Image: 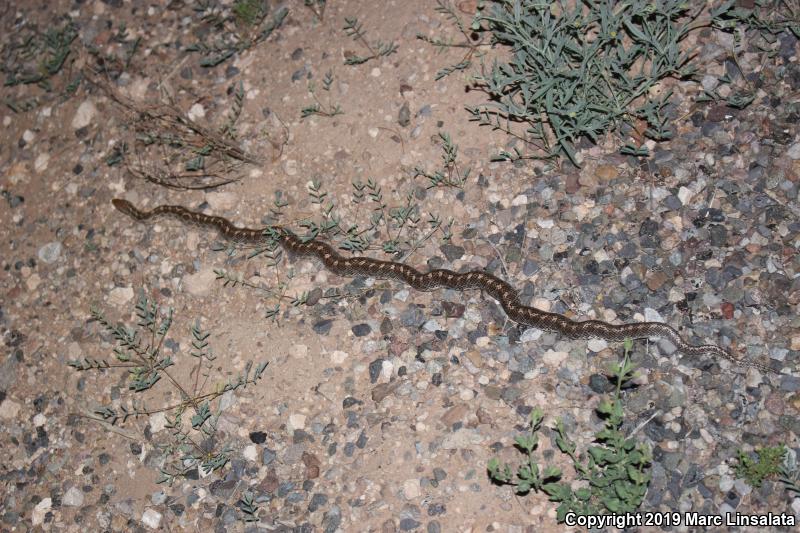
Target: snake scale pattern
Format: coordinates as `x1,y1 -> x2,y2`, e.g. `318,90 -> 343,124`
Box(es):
112,198 -> 774,374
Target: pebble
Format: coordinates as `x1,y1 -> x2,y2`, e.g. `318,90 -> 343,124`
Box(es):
72,100 -> 97,129
63,486 -> 84,507
288,414 -> 306,431
402,479 -> 420,499
184,268 -> 217,296
141,508 -> 162,529
37,242 -> 62,264
31,498 -> 51,526
108,286 -> 134,306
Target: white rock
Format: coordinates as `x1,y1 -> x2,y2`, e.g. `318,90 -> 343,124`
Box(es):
330,350 -> 349,364
380,360 -> 394,381
38,241 -> 62,264
149,412 -> 168,433
643,308 -> 664,322
791,497 -> 800,516
141,508 -> 162,529
288,413 -> 306,431
184,268 -> 217,296
536,218 -> 554,229
26,273 -> 41,291
0,399 -> 21,419
677,186 -> 693,205
206,191 -> 237,210
187,103 -> 205,121
587,338 -> 608,352
34,153 -> 50,172
291,344 -> 308,358
33,413 -> 47,427
719,474 -> 734,492
243,444 -> 258,461
441,428 -> 485,449
63,486 -> 84,507
542,350 -> 568,366
402,479 -> 420,499
32,498 -> 52,525
72,100 -> 97,129
511,194 -> 527,206
108,286 -> 135,306
788,143 -> 800,160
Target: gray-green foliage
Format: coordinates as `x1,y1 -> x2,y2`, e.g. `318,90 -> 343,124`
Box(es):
301,70 -> 343,118
467,0 -> 797,166
187,0 -> 288,67
488,342 -> 652,522
779,449 -> 800,496
69,292 -> 268,485
238,490 -> 261,522
413,131 -> 471,188
343,17 -> 399,65
417,0 -> 487,80
1,18 -> 78,96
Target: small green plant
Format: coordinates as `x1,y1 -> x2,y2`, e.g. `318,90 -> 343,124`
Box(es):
187,1 -> 288,67
232,0 -> 268,27
417,0 -> 487,80
413,132 -> 471,188
1,18 -> 78,91
301,70 -> 343,118
779,449 -> 800,495
467,0 -> 796,166
489,342 -> 652,522
733,444 -> 788,488
238,490 -> 261,522
69,292 -> 268,485
342,17 -> 399,65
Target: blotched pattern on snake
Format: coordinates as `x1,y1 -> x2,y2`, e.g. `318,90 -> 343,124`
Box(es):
112,199 -> 774,374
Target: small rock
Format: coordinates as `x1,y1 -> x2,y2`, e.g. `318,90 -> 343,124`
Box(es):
108,286 -> 135,306
595,164 -> 618,181
141,508 -> 162,529
184,268 -> 217,296
288,414 -> 307,431
38,242 -> 62,264
243,445 -> 258,461
72,100 -> 97,130
262,448 -> 277,465
586,339 -> 608,352
646,271 -> 668,291
187,103 -> 205,121
32,498 -> 51,526
402,479 -> 420,499
206,191 -> 236,210
63,486 -> 84,507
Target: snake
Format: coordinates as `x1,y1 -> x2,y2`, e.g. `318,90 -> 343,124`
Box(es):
111,198 -> 775,374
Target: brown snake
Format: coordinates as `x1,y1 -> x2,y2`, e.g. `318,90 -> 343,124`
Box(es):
112,199 -> 775,374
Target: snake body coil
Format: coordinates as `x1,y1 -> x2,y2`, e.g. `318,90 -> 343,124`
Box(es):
112,199 -> 773,373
